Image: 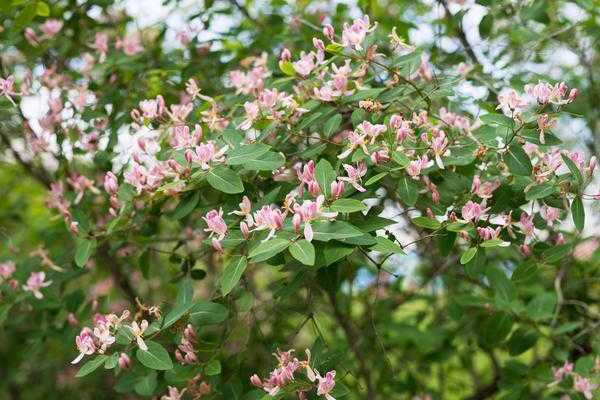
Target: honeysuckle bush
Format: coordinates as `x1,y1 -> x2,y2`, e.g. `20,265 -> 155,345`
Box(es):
2,1 -> 600,400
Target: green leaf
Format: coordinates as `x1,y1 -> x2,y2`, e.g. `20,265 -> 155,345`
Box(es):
480,113 -> 515,128
371,236 -> 405,254
525,183 -> 556,201
219,256 -> 248,296
561,154 -> 583,186
480,239 -> 509,248
330,198 -> 365,213
365,172 -> 387,186
504,145 -> 532,176
76,355 -> 109,378
486,266 -> 516,302
248,238 -> 290,262
171,191 -> 199,219
571,197 -> 584,231
136,341 -> 173,370
480,312 -> 513,348
542,244 -> 572,263
397,175 -> 418,206
324,113 -> 342,138
411,216 -> 441,230
75,238 -> 96,268
343,88 -> 386,103
315,159 -> 336,198
526,292 -> 556,321
507,328 -> 538,356
189,301 -> 228,325
176,278 -> 194,307
104,353 -> 119,369
511,261 -> 538,283
322,243 -> 355,266
311,221 -> 363,242
289,240 -> 315,265
134,372 -> 157,396
36,1 -> 50,16
227,144 -> 270,165
207,166 -> 244,194
391,151 -> 410,167
460,247 -> 477,265
162,301 -> 195,330
279,61 -> 295,76
204,359 -> 222,376
242,151 -> 285,171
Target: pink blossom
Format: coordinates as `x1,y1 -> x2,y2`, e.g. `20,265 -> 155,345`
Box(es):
175,324 -> 198,365
138,96 -> 165,119
161,386 -> 186,400
341,16 -> 376,51
430,131 -> 448,169
471,176 -> 500,199
541,206 -> 560,226
239,101 -> 259,130
520,212 -> 535,237
417,54 -> 433,81
316,370 -> 336,400
371,148 -> 389,164
91,32 -> 109,61
251,349 -> 300,396
118,353 -> 131,369
357,121 -> 387,144
129,320 -> 149,351
574,376 -> 597,400
339,163 -> 367,192
68,173 -> 99,204
323,24 -> 335,41
0,75 -> 17,104
296,161 -> 319,196
280,48 -> 291,62
461,201 -> 486,222
496,89 -> 527,116
40,19 -> 63,38
337,130 -> 369,159
331,180 -> 345,199
103,172 -> 119,195
293,51 -> 316,76
186,141 -> 227,169
553,361 -> 573,382
203,209 -> 228,240
24,28 -> 39,46
536,114 -> 555,144
71,327 -> 96,364
0,261 -> 16,281
293,195 -> 338,241
240,221 -> 251,239
477,226 -> 501,240
253,206 -> 284,241
524,82 -> 553,104
170,124 -> 202,149
168,103 -> 193,123
390,114 -> 413,141
23,271 -> 52,299
116,33 -> 143,56
407,155 -> 431,179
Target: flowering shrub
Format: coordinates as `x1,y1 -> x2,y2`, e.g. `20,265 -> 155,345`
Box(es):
1,1 -> 600,399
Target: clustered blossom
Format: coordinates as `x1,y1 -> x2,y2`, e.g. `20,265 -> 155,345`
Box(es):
71,310 -> 130,364
175,324 -> 198,365
550,361 -> 598,399
293,195 -> 339,242
250,349 -> 336,399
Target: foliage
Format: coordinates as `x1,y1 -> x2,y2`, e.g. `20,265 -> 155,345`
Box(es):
1,1 -> 600,400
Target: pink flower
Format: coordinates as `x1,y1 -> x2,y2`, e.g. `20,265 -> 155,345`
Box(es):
161,386 -> 186,400
170,124 -> 202,149
103,172 -> 119,195
496,89 -> 527,116
40,19 -> 63,38
175,324 -> 198,365
203,209 -> 228,240
316,370 -> 336,400
406,155 -> 431,179
357,121 -> 387,144
24,28 -> 39,46
239,101 -> 259,130
168,103 -> 193,123
417,54 -> 433,81
323,24 -> 335,41
553,361 -> 573,382
471,176 -> 500,199
251,349 -> 300,396
118,353 -> 131,369
186,141 -> 227,169
253,206 -> 284,241
430,131 -> 448,169
129,320 -> 149,351
67,173 -> 99,204
520,212 -> 535,237
524,82 -> 553,104
138,96 -> 165,119
293,51 -> 316,76
341,16 -> 376,51
331,180 -> 345,199
477,226 -> 501,240
574,376 -> 597,400
461,201 -> 486,222
339,163 -> 367,192
293,195 -> 338,241
91,32 -> 109,61
280,48 -> 291,62
0,261 -> 16,281
541,206 -> 560,226
390,114 -> 413,141
536,114 -> 555,144
22,271 -> 52,299
71,327 -> 96,364
0,75 -> 17,104
116,33 -> 143,56
337,130 -> 369,159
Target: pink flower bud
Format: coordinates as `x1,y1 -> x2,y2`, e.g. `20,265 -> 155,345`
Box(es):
240,221 -> 250,240
211,238 -> 223,253
568,88 -> 579,102
520,244 -> 531,257
323,24 -> 335,41
292,213 -> 302,233
118,353 -> 131,369
330,180 -> 344,199
250,374 -> 263,388
280,48 -> 291,62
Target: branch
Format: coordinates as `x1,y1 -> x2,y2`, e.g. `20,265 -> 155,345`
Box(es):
327,291 -> 376,400
438,0 -> 482,66
97,243 -> 137,306
0,129 -> 51,189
